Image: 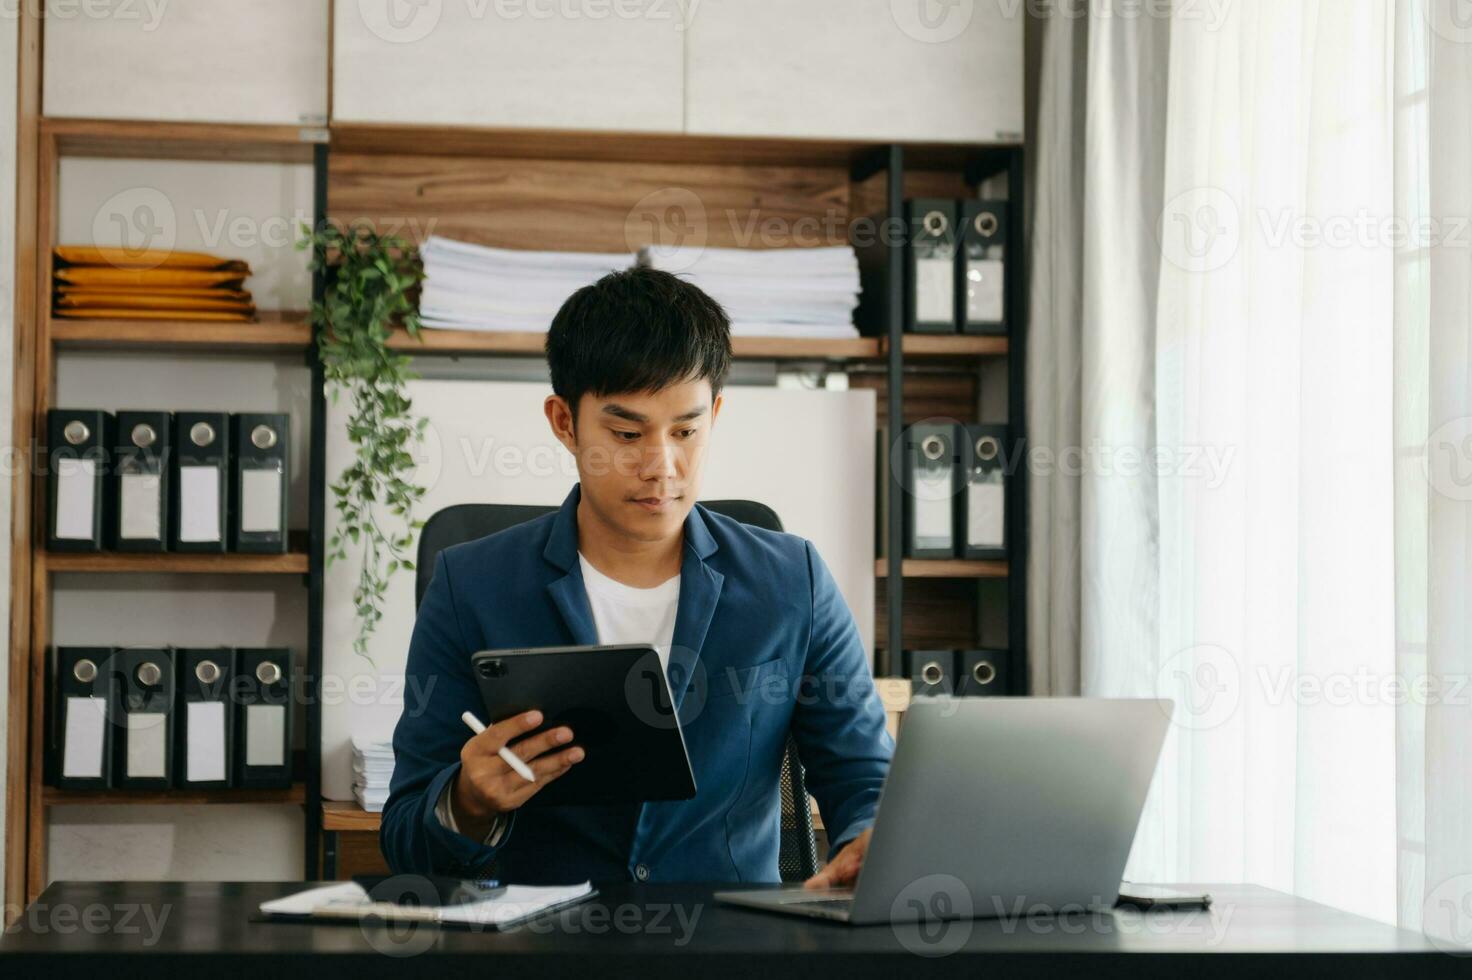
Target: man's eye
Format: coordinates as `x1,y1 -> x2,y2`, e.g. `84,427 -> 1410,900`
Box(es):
676,428 -> 697,439
614,431 -> 640,442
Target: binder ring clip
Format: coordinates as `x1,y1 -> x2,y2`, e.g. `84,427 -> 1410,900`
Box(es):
921,661 -> 945,686
923,211 -> 949,236
975,212 -> 999,237
251,425 -> 278,450
195,660 -> 221,685
136,661 -> 163,687
972,661 -> 996,686
256,661 -> 283,686
921,434 -> 947,461
975,436 -> 1000,462
73,659 -> 97,684
189,421 -> 216,447
131,423 -> 157,448
63,420 -> 90,445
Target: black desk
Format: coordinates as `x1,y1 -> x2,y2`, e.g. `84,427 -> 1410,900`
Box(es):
0,880 -> 1458,979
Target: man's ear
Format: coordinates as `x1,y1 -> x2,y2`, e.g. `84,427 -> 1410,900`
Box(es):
710,392 -> 723,426
545,394 -> 577,452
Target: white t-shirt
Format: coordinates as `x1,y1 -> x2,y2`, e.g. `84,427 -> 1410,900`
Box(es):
577,551 -> 681,668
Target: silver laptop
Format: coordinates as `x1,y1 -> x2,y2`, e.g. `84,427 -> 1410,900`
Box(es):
716,696 -> 1173,925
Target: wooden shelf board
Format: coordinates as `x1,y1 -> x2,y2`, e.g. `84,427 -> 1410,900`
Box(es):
331,122 -> 1020,169
44,783 -> 305,806
876,559 -> 1009,579
44,541 -> 309,576
50,310 -> 312,353
890,334 -> 1009,358
41,117 -> 322,163
323,801 -> 383,833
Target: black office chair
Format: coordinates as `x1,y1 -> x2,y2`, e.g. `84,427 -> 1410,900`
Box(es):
414,500 -> 821,883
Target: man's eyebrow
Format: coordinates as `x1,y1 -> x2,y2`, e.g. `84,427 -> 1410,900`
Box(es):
601,404 -> 708,425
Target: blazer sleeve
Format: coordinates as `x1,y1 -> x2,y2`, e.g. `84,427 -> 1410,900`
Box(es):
789,539 -> 895,858
380,549 -> 516,875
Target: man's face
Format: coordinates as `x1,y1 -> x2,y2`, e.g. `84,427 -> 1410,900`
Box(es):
546,377 -> 722,544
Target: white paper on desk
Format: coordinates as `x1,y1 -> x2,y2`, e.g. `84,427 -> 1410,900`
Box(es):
186,701 -> 228,783
246,703 -> 286,767
126,711 -> 168,778
119,471 -> 162,540
259,881 -> 595,929
61,695 -> 107,779
53,457 -> 97,540
241,467 -> 283,534
178,464 -> 222,542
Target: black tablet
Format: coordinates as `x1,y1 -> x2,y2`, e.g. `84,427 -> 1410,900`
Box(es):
469,644 -> 697,807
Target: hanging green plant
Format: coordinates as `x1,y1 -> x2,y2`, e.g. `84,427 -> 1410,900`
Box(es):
299,221 -> 427,662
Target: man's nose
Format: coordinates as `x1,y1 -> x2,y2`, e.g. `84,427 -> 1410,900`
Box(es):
638,436 -> 683,481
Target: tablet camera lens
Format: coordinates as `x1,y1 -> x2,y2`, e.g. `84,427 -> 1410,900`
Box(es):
479,659 -> 507,678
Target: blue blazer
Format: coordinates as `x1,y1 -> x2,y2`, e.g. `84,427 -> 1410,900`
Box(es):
381,483 -> 893,884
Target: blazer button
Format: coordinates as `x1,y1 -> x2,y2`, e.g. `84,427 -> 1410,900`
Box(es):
634,864 -> 651,882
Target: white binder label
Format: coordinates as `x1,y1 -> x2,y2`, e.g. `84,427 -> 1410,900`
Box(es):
54,457 -> 97,540
915,257 -> 954,323
119,472 -> 162,540
241,468 -> 284,534
61,696 -> 107,779
246,704 -> 286,767
967,258 -> 1005,322
179,465 -> 222,542
967,478 -> 1006,549
186,701 -> 228,783
914,469 -> 953,546
126,712 -> 168,778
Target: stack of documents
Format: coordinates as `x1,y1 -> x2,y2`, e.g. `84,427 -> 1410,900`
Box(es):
640,244 -> 862,339
260,880 -> 596,930
51,246 -> 255,321
352,735 -> 394,812
418,235 -> 636,332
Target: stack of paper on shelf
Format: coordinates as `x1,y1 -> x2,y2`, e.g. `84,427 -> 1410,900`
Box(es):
51,246 -> 256,321
640,244 -> 862,339
351,735 -> 395,813
418,235 -> 636,332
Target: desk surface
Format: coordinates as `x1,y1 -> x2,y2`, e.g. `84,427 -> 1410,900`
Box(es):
0,881 -> 1459,979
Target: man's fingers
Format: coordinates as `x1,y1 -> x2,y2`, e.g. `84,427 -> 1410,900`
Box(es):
502,747 -> 584,805
507,725 -> 575,763
469,710 -> 543,755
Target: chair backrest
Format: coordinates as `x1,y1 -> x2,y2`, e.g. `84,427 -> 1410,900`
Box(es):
414,499 -> 819,883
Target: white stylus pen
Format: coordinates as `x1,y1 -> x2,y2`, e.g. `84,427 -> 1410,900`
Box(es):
461,710 -> 536,783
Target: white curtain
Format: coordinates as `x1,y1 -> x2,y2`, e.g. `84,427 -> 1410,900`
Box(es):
1028,0 -> 1472,936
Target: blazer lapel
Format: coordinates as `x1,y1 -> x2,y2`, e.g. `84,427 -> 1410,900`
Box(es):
543,484 -> 599,647
666,504 -> 723,713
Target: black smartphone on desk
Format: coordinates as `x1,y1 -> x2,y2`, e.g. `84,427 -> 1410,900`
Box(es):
470,644 -> 697,807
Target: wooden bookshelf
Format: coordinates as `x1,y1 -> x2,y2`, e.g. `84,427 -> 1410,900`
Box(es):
44,783 -> 306,807
875,559 -> 1009,579
40,116 -> 323,164
49,310 -> 312,353
322,800 -> 383,833
42,548 -> 310,575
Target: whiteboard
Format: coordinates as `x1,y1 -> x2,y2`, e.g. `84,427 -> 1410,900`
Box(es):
321,379 -> 876,801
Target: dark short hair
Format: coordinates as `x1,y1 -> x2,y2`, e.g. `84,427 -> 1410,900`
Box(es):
545,266 -> 732,421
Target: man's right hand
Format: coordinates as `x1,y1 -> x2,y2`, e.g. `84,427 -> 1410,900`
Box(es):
449,710 -> 584,841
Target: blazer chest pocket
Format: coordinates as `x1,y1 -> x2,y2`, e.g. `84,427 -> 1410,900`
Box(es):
704,657 -> 789,704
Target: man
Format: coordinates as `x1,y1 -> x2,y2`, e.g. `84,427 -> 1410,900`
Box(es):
382,266 -> 892,887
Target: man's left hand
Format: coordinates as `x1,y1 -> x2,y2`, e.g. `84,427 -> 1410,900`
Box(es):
803,828 -> 872,890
